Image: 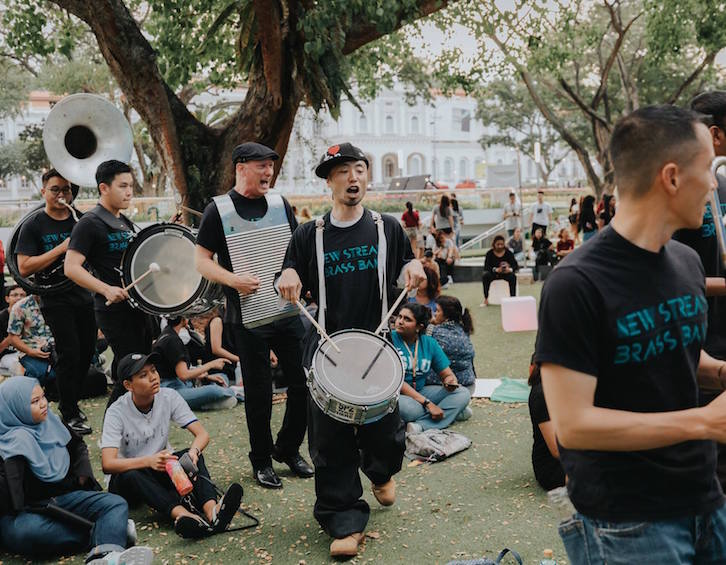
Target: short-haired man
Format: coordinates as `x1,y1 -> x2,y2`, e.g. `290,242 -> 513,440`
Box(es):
195,142 -> 313,489
278,142 -> 425,558
529,190 -> 552,237
15,169 -> 94,434
503,191 -> 522,237
673,91 -> 726,489
65,160 -> 154,388
537,105 -> 726,563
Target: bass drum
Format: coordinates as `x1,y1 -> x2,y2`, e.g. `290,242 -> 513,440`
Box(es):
120,223 -> 222,317
7,204 -> 76,295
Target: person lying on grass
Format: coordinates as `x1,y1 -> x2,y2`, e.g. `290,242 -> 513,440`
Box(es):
101,352 -> 242,539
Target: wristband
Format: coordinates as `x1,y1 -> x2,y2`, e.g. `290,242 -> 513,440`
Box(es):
422,399 -> 430,410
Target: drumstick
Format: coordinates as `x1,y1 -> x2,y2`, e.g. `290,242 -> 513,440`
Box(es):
105,262 -> 160,305
181,205 -> 203,218
360,346 -> 385,380
296,300 -> 341,353
58,198 -> 78,222
374,287 -> 411,335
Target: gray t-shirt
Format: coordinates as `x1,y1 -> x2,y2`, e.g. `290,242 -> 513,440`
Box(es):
432,205 -> 453,230
101,388 -> 197,459
503,202 -> 522,230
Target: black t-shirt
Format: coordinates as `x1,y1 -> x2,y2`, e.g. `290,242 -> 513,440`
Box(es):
282,209 -> 413,355
14,210 -> 92,309
484,249 -> 518,274
528,382 -> 565,491
67,205 -> 135,312
535,225 -> 723,521
532,237 -> 552,252
196,190 -> 298,324
673,174 -> 726,358
152,325 -> 189,382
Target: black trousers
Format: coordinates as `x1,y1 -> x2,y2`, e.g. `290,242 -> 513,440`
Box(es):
227,315 -> 308,470
436,258 -> 451,282
109,450 -> 216,518
531,222 -> 548,237
41,303 -> 96,421
481,271 -> 517,299
95,305 -> 154,382
308,400 -> 405,538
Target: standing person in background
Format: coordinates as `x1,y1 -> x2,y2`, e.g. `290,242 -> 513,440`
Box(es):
433,230 -> 456,287
299,207 -> 313,224
568,197 -> 580,245
451,195 -> 463,248
430,194 -> 454,236
528,190 -> 553,237
401,201 -> 423,258
503,191 -> 522,237
578,195 -> 598,242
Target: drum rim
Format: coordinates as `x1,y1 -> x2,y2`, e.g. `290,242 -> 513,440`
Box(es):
311,328 -> 404,405
120,223 -> 210,315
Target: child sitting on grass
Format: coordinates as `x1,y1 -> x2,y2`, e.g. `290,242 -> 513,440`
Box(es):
101,352 -> 242,539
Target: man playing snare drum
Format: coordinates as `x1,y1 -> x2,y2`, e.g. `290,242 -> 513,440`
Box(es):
278,142 -> 425,558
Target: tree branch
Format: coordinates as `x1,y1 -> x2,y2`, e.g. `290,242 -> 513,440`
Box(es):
342,0 -> 453,54
559,78 -> 611,130
665,50 -> 717,105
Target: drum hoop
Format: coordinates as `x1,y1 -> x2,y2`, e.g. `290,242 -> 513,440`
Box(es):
311,328 -> 404,406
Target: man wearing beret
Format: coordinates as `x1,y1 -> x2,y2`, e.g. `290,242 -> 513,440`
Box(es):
195,142 -> 313,489
278,142 -> 426,558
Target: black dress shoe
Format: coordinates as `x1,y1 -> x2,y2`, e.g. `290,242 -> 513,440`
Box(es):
272,450 -> 315,478
65,417 -> 92,436
255,466 -> 282,489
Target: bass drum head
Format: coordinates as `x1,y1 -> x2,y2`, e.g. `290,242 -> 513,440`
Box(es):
311,329 -> 404,406
121,223 -> 206,316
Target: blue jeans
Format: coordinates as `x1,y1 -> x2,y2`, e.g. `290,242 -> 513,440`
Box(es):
0,490 -> 128,558
162,375 -> 236,410
398,385 -> 471,430
20,355 -> 56,388
559,507 -> 726,564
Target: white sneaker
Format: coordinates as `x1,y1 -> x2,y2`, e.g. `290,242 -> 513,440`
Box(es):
446,275 -> 454,286
406,422 -> 423,434
87,546 -> 154,565
455,406 -> 473,421
126,519 -> 137,547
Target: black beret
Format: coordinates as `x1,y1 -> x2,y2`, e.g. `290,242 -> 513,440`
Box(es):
315,142 -> 369,179
232,142 -> 279,164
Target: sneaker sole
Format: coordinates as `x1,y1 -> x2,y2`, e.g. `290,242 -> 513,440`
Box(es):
213,483 -> 243,533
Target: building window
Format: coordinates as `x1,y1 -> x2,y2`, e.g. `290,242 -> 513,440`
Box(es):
20,176 -> 29,190
452,108 -> 471,132
358,114 -> 368,133
459,158 -> 469,180
382,154 -> 397,180
410,116 -> 420,134
385,115 -> 395,134
0,131 -> 5,144
407,154 -> 422,176
444,158 -> 454,179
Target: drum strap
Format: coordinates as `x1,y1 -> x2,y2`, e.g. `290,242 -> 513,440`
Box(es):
314,210 -> 388,333
86,204 -> 135,233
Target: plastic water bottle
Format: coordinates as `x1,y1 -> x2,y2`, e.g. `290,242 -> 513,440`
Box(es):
539,549 -> 557,565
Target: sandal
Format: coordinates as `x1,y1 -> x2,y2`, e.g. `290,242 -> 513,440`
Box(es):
211,483 -> 243,533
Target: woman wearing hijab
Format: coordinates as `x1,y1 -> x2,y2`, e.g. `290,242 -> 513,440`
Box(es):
0,377 -> 151,564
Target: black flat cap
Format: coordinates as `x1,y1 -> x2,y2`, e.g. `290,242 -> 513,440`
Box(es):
232,142 -> 279,164
315,142 -> 369,179
118,351 -> 161,381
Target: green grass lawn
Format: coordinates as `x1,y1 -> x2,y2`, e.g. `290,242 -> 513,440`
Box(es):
4,282 -> 572,565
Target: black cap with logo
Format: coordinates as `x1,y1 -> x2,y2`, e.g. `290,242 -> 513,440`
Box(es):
315,142 -> 369,179
118,352 -> 161,381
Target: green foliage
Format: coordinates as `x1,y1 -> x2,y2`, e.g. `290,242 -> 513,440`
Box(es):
0,124 -> 50,182
0,60 -> 31,118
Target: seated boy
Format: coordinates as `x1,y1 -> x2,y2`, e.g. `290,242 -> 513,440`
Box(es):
101,352 -> 242,539
153,317 -> 237,411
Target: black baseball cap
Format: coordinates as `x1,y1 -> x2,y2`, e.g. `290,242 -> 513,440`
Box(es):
118,352 -> 161,381
315,142 -> 369,179
232,142 -> 279,165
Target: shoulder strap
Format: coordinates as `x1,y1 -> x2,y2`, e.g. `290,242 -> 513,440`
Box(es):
371,211 -> 388,328
86,204 -> 135,232
315,218 -> 326,332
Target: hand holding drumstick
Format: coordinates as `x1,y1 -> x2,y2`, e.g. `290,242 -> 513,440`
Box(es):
104,262 -> 161,305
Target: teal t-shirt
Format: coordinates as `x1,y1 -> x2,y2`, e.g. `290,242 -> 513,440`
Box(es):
391,331 -> 450,392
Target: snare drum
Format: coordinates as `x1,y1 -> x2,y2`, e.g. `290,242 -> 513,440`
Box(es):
307,329 -> 404,425
120,223 -> 222,317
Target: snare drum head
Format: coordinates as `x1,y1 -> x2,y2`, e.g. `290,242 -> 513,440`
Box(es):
312,329 -> 404,406
122,224 -> 203,313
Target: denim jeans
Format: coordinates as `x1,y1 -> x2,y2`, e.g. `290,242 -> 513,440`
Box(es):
558,507 -> 726,564
161,374 -> 236,410
20,355 -> 56,388
0,490 -> 128,558
398,385 -> 471,430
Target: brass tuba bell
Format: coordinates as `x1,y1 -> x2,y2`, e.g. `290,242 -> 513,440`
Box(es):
42,93 -> 134,187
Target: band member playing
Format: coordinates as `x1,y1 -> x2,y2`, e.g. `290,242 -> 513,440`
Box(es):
64,160 -> 154,389
537,106 -> 726,563
195,142 -> 313,489
15,169 -> 94,435
278,142 -> 425,558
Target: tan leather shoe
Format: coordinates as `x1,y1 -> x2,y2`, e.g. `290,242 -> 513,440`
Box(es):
372,478 -> 396,506
330,532 -> 364,558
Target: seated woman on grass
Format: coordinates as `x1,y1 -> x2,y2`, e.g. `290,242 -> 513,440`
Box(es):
0,376 -> 151,564
429,295 -> 476,421
101,352 -> 242,539
528,360 -> 565,491
392,303 -> 470,434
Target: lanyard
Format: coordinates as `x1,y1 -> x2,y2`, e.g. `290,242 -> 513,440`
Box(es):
401,337 -> 419,390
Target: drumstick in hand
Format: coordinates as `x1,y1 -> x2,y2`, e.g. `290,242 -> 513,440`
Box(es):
296,300 -> 341,353
374,287 -> 411,335
105,262 -> 160,305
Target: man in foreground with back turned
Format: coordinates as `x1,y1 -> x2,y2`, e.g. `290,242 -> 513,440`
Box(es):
536,105 -> 726,563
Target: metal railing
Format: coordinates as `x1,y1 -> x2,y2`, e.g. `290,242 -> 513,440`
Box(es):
459,220 -> 507,251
